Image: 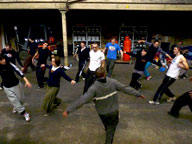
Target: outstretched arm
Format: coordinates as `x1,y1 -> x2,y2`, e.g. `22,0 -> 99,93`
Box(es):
158,48 -> 172,60
123,51 -> 137,57
114,79 -> 145,98
63,86 -> 95,117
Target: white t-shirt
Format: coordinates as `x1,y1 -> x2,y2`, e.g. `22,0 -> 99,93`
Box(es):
89,50 -> 105,71
166,54 -> 184,79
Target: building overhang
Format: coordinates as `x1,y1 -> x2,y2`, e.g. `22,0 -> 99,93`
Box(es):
0,0 -> 192,11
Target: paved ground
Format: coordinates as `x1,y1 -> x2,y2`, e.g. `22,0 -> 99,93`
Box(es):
0,57 -> 192,144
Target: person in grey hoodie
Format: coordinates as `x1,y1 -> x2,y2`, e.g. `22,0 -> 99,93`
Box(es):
63,67 -> 145,144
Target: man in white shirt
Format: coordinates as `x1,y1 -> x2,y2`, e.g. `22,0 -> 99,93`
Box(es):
83,43 -> 105,93
149,46 -> 189,105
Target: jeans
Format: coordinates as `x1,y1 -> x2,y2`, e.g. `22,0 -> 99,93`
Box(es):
144,62 -> 152,77
106,59 -> 116,77
170,91 -> 192,117
99,111 -> 119,144
153,75 -> 176,102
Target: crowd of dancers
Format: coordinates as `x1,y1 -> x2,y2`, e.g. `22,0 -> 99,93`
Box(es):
0,37 -> 192,144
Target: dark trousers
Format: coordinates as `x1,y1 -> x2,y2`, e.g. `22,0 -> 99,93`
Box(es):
170,91 -> 192,116
130,73 -> 142,90
23,55 -> 36,73
83,69 -> 95,94
36,65 -> 46,88
153,75 -> 176,102
106,59 -> 116,77
75,61 -> 86,82
99,111 -> 119,144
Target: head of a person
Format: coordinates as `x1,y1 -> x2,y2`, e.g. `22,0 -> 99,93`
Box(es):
80,41 -> 86,48
111,37 -> 116,44
95,67 -> 106,78
173,46 -> 181,55
92,43 -> 99,52
42,41 -> 48,49
0,55 -> 6,65
178,41 -> 183,46
5,43 -> 11,51
153,40 -> 160,48
141,48 -> 147,56
51,56 -> 61,67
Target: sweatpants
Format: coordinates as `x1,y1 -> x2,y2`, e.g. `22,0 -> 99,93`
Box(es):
153,75 -> 176,102
3,82 -> 25,114
106,59 -> 116,78
99,110 -> 119,144
42,86 -> 60,113
170,91 -> 192,117
129,73 -> 142,90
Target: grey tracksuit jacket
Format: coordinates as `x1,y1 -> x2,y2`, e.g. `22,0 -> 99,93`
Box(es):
66,77 -> 141,115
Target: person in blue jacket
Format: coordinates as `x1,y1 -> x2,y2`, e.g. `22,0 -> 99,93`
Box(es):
42,56 -> 76,116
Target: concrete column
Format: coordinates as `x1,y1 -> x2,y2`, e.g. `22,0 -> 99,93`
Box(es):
60,10 -> 68,66
0,24 -> 5,51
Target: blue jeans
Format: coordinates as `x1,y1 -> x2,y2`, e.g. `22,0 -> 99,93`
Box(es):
144,62 -> 152,77
106,59 -> 116,77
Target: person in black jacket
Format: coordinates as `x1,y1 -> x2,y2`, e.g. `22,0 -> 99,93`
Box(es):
0,55 -> 31,122
32,41 -> 53,88
1,43 -> 23,69
74,41 -> 90,82
42,56 -> 76,116
124,48 -> 162,90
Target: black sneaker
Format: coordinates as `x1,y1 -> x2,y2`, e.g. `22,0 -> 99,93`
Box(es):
168,111 -> 179,118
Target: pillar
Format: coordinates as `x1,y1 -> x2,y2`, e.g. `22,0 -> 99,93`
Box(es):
60,10 -> 68,66
0,24 -> 5,51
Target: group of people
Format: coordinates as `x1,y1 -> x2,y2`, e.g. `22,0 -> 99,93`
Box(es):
0,37 -> 192,144
0,39 -> 76,121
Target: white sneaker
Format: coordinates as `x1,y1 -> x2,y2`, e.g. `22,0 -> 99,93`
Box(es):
0,87 -> 2,90
146,76 -> 152,80
12,108 -> 17,114
148,100 -> 160,105
82,78 -> 85,81
24,112 -> 30,122
43,113 -> 49,117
